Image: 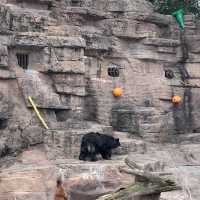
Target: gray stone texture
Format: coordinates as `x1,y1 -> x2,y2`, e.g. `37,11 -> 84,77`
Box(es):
0,0 -> 199,159
0,0 -> 200,199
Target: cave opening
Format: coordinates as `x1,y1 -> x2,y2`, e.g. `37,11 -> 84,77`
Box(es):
0,118 -> 8,130
55,110 -> 71,122
16,53 -> 29,69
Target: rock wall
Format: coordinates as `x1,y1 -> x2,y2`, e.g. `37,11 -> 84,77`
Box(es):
0,0 -> 200,155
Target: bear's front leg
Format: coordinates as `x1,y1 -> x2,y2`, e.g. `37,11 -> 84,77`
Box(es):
101,150 -> 111,160
90,153 -> 98,161
79,152 -> 87,161
79,146 -> 88,161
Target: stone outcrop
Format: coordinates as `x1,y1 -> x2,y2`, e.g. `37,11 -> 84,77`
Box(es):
0,148 -> 135,200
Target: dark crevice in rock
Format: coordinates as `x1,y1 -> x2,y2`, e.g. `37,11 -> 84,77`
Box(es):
172,30 -> 193,134
179,32 -> 190,80
183,88 -> 193,131
0,144 -> 11,158
0,118 -> 8,129
55,109 -> 71,122
84,78 -> 98,122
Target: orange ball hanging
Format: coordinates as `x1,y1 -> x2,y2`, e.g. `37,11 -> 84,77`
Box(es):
172,95 -> 182,104
113,87 -> 122,97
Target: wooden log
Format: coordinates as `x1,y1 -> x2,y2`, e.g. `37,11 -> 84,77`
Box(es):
96,180 -> 178,200
96,157 -> 179,200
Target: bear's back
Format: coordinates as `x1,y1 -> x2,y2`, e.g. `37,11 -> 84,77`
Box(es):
82,132 -> 116,147
82,132 -> 101,145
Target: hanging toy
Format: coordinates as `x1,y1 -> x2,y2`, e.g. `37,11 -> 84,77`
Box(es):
113,87 -> 122,97
165,69 -> 174,79
108,65 -> 120,77
172,95 -> 182,104
172,9 -> 185,29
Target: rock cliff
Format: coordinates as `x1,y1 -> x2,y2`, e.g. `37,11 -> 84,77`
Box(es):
0,0 -> 200,200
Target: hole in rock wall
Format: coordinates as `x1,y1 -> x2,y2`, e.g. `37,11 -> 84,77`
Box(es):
108,66 -> 119,77
144,99 -> 152,107
16,53 -> 29,69
165,69 -> 174,79
0,144 -> 10,157
71,0 -> 82,6
107,63 -> 123,77
0,119 -> 8,129
55,110 -> 71,122
9,47 -> 46,71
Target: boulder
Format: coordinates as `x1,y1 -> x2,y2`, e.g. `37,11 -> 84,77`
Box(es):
0,149 -> 57,200
125,154 -> 165,172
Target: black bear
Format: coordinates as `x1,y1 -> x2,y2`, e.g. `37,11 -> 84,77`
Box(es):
79,132 -> 120,161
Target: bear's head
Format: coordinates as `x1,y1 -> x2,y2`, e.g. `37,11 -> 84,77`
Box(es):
113,138 -> 120,148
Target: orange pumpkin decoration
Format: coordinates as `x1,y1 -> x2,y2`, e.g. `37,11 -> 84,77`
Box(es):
172,95 -> 182,104
113,87 -> 122,97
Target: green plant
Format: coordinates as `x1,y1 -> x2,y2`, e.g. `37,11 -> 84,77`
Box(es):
149,0 -> 200,17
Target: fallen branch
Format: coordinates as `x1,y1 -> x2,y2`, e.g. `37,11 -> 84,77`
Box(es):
96,180 -> 179,200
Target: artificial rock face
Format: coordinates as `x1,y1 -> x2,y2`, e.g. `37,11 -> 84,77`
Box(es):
1,1 -> 200,200
0,0 -> 199,154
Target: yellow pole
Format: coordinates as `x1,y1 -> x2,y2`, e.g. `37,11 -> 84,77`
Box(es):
28,96 -> 49,129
